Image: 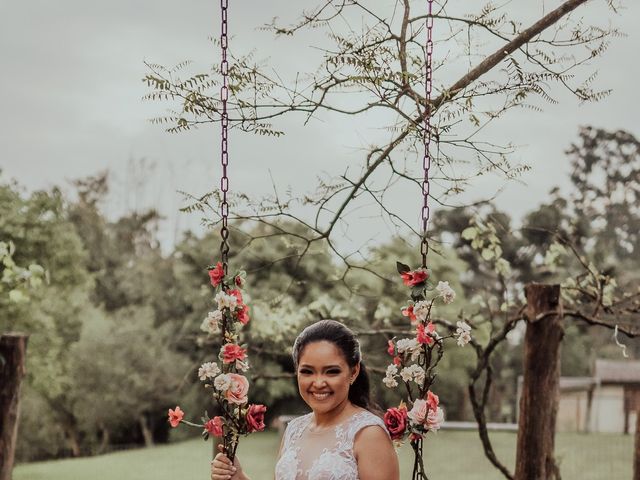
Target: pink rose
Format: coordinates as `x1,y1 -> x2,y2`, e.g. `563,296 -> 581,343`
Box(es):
204,416 -> 224,437
168,406 -> 184,428
225,373 -> 249,405
222,344 -> 247,364
408,391 -> 441,427
426,406 -> 444,431
246,404 -> 267,432
236,304 -> 250,325
208,262 -> 225,287
384,406 -> 408,440
407,398 -> 428,425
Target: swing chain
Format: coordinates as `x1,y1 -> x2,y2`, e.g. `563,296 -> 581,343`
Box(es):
420,0 -> 434,268
220,0 -> 230,274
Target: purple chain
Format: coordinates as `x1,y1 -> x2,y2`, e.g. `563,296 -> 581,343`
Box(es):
220,0 -> 230,274
420,0 -> 434,268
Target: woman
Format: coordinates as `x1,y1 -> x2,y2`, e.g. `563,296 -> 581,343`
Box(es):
211,319 -> 400,480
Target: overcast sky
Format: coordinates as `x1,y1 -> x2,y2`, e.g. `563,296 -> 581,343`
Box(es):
1,0 -> 638,253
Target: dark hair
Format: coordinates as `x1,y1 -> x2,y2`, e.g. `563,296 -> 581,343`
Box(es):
292,319 -> 376,411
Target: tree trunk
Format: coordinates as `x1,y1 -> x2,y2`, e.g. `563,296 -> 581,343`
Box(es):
515,284 -> 563,480
97,421 -> 110,455
0,334 -> 29,480
634,409 -> 640,480
139,414 -> 154,447
62,421 -> 81,457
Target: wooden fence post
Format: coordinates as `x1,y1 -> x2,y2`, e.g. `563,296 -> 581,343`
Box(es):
515,284 -> 563,480
0,334 -> 29,480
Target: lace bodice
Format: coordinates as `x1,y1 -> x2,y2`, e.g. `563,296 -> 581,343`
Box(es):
274,410 -> 389,480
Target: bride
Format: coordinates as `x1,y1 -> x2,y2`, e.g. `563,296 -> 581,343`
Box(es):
211,319 -> 400,480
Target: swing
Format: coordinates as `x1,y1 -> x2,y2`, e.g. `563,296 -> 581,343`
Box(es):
168,1 -> 471,479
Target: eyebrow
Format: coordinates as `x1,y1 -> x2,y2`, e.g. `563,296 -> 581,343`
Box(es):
298,364 -> 342,369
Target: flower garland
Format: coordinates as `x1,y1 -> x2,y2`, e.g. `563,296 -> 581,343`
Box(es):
383,262 -> 471,480
168,262 -> 266,461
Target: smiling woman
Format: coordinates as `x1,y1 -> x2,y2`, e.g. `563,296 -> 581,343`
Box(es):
211,320 -> 400,480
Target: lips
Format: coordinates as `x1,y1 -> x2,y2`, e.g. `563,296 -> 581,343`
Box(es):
310,392 -> 332,400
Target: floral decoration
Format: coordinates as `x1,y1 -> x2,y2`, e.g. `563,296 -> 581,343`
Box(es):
167,262 -> 265,461
383,262 -> 472,479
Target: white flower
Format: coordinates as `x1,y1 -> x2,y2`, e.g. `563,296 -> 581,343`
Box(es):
198,361 -> 220,381
200,310 -> 223,334
436,281 -> 456,304
383,375 -> 398,388
411,365 -> 426,385
400,364 -> 426,385
396,338 -> 419,354
213,373 -> 232,392
399,367 -> 413,383
386,364 -> 398,376
236,359 -> 250,372
413,301 -> 430,322
396,338 -> 421,361
383,364 -> 399,388
215,291 -> 239,310
455,321 -> 472,347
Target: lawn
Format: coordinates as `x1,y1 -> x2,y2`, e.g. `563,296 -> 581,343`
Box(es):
14,430 -> 633,480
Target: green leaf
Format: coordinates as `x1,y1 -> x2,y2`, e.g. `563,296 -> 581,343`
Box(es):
461,227 -> 478,240
8,289 -> 26,303
481,248 -> 495,261
396,262 -> 411,274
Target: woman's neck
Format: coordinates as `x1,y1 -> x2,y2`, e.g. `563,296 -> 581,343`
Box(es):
312,400 -> 357,428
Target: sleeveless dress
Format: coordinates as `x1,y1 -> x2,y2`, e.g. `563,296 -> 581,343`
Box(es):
274,409 -> 390,480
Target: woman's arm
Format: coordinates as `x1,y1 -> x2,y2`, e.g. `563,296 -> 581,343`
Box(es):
353,426 -> 400,480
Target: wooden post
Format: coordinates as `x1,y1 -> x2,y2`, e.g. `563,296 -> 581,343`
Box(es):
0,334 -> 29,480
515,284 -> 563,480
634,408 -> 640,480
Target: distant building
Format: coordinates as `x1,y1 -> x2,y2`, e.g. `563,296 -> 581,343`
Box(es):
518,358 -> 640,434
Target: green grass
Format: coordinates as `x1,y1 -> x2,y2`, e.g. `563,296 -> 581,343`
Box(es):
15,431 -> 633,480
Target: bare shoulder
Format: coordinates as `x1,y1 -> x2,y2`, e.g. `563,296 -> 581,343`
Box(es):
354,423 -> 391,447
353,423 -> 399,480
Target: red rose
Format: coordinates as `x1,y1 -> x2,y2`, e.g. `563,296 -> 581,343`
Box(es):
208,262 -> 225,287
204,416 -> 224,437
246,404 -> 267,432
401,304 -> 416,322
384,406 -> 408,440
228,288 -> 243,303
236,304 -> 250,325
401,268 -> 428,287
234,275 -> 245,288
222,344 -> 247,364
387,340 -> 395,356
426,390 -> 439,412
168,406 -> 184,428
393,356 -> 402,366
416,322 -> 435,345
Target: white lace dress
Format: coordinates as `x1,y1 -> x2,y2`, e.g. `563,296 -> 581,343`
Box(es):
274,410 -> 389,480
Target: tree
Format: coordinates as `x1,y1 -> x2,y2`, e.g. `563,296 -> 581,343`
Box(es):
145,0 -> 617,276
